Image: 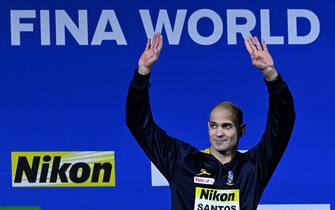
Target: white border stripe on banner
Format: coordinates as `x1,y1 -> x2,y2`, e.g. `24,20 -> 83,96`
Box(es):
151,162 -> 169,186
257,204 -> 330,210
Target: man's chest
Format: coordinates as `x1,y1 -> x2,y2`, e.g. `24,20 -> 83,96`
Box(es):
172,155 -> 258,210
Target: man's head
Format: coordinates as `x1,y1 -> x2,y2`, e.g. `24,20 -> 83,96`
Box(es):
208,102 -> 246,155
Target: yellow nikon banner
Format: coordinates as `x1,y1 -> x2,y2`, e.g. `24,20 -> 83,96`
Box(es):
11,151 -> 115,187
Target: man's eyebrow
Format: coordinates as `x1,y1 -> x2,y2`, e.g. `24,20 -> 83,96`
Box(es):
222,122 -> 234,126
209,121 -> 233,126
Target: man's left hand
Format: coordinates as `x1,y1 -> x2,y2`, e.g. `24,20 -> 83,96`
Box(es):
245,36 -> 278,81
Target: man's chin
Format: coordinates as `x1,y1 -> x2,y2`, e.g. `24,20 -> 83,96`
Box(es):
212,146 -> 229,154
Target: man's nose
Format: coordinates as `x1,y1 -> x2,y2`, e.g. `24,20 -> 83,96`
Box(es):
215,129 -> 224,137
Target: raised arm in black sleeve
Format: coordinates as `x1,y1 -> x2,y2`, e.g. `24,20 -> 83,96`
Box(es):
247,74 -> 296,188
126,70 -> 196,181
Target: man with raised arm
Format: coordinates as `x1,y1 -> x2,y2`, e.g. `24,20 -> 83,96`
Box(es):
126,33 -> 295,210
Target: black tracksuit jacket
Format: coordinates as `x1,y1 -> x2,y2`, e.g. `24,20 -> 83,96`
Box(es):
126,71 -> 295,210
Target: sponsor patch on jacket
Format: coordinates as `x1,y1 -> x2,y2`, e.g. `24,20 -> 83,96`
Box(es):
194,187 -> 239,210
194,176 -> 215,185
226,170 -> 234,186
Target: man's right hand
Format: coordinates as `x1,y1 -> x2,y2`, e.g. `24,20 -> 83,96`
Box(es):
138,33 -> 163,75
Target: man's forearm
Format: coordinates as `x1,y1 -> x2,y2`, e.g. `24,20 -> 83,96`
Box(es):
126,70 -> 151,129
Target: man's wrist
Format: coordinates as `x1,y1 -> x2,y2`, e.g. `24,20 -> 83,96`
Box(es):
262,66 -> 278,81
138,66 -> 151,75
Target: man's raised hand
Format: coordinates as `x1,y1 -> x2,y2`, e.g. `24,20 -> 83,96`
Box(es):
244,36 -> 278,81
138,33 -> 163,75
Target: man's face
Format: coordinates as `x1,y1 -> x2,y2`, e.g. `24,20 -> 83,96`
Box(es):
208,108 -> 240,154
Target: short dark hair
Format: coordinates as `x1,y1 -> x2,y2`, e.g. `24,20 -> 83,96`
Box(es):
210,102 -> 243,126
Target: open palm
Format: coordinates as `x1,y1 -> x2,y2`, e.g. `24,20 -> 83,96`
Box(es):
138,33 -> 163,75
245,36 -> 274,71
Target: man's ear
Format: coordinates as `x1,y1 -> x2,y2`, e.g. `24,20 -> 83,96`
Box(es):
239,124 -> 246,138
